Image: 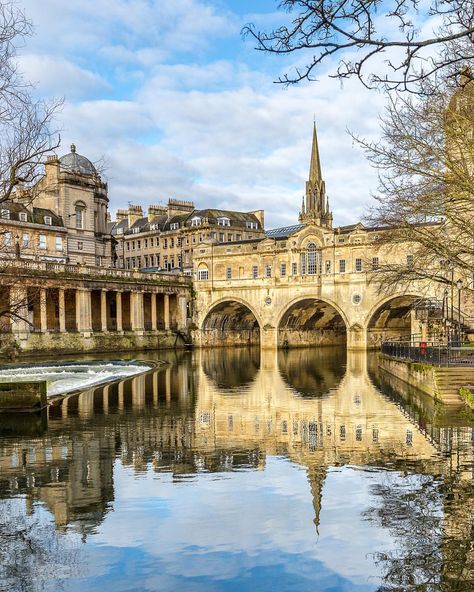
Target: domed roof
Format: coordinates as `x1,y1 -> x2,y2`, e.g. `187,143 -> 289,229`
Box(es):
59,144 -> 96,176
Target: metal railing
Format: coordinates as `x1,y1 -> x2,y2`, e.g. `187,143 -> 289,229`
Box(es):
381,340 -> 474,366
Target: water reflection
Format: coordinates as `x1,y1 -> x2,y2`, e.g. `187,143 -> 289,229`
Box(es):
0,348 -> 473,591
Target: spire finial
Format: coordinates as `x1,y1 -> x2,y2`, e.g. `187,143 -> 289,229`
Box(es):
70,143 -> 76,153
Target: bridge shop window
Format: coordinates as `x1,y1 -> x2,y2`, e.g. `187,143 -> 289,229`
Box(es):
265,265 -> 272,278
372,257 -> 379,270
252,266 -> 258,279
280,263 -> 287,277
339,259 -> 346,273
355,258 -> 362,272
325,260 -> 331,274
226,267 -> 232,279
292,262 -> 297,275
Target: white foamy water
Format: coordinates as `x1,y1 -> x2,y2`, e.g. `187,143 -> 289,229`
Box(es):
0,361 -> 151,397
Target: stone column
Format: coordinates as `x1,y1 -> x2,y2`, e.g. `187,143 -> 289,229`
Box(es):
165,366 -> 171,406
76,288 -> 92,335
10,286 -> 29,339
39,288 -> 48,333
58,288 -> 66,333
131,291 -> 144,334
151,292 -> 157,330
100,290 -> 108,332
102,385 -> 109,414
116,291 -> 123,333
177,295 -> 187,330
164,293 -> 170,330
347,325 -> 368,351
260,325 -> 277,349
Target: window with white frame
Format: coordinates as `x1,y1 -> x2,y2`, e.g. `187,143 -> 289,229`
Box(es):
170,222 -> 180,230
44,216 -> 52,225
19,212 -> 27,222
292,262 -> 297,275
307,242 -> 320,275
280,262 -> 287,276
190,217 -> 202,226
265,264 -> 272,278
355,258 -> 362,272
246,221 -> 258,229
1,209 -> 10,219
4,232 -> 12,247
339,259 -> 346,273
38,234 -> 47,249
325,260 -> 331,274
252,265 -> 258,279
372,256 -> 379,269
22,233 -> 30,248
217,217 -> 230,226
55,236 -> 63,251
197,267 -> 209,280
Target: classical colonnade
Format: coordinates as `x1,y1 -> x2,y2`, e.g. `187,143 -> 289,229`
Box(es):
6,285 -> 188,338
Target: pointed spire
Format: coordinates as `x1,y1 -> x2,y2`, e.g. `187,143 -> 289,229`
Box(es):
301,196 -> 305,215
309,122 -> 322,184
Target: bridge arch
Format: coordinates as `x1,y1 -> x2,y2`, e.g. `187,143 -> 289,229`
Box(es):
366,293 -> 424,347
200,297 -> 262,347
277,296 -> 349,348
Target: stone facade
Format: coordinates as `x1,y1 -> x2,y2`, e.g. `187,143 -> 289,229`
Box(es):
111,199 -> 265,274
192,125 -> 458,350
0,260 -> 191,355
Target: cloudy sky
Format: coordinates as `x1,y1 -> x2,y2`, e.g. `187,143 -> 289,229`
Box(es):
18,0 -> 389,228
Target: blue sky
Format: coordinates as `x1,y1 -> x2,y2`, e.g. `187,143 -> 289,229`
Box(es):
18,0 -> 389,228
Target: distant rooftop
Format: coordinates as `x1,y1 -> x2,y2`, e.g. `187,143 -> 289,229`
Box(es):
265,224 -> 305,239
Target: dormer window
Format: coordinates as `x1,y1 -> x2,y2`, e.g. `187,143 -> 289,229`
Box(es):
190,216 -> 202,226
246,221 -> 258,229
1,209 -> 10,219
44,215 -> 52,225
19,212 -> 27,222
217,217 -> 230,227
116,227 -> 123,235
170,222 -> 180,230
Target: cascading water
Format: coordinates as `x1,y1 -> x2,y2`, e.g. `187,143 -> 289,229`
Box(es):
0,361 -> 151,397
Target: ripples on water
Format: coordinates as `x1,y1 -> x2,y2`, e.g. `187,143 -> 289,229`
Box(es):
0,347 -> 473,592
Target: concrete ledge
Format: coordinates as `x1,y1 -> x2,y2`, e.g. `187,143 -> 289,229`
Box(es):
0,381 -> 47,412
378,354 -> 473,406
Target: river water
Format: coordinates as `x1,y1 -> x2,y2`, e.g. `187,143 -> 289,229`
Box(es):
0,347 -> 473,592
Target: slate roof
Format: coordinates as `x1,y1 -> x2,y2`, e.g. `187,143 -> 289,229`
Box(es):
265,224 -> 305,239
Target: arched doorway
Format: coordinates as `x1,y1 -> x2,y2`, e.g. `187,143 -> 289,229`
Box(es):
278,298 -> 347,348
201,300 -> 261,347
367,295 -> 422,347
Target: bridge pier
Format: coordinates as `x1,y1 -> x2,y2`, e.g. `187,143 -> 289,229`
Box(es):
261,326 -> 278,349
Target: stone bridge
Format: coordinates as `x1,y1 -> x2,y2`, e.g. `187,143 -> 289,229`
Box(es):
192,270 -> 440,350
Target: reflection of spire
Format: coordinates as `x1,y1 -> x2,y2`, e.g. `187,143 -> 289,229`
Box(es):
307,465 -> 327,534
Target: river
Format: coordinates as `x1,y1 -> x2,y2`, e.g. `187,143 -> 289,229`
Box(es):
0,347 -> 473,591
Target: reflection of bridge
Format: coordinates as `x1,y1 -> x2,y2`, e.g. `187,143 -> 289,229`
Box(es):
1,349 -> 472,539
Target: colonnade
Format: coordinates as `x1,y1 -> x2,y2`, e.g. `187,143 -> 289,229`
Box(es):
7,285 -> 188,338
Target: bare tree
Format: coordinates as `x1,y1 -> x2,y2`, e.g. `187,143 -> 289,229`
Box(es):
243,1 -> 474,92
352,68 -> 474,300
0,2 -> 61,336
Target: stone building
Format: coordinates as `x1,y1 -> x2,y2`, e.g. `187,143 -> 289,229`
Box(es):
111,199 -> 265,274
25,144 -> 114,266
192,124 -> 464,350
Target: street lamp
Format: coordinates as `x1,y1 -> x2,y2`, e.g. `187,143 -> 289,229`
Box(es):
456,278 -> 463,344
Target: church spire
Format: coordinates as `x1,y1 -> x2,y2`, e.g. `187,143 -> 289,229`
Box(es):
299,122 -> 332,228
309,122 -> 322,185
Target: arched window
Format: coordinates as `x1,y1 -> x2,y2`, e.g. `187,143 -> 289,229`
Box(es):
197,264 -> 209,281
75,203 -> 85,229
307,242 -> 321,275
